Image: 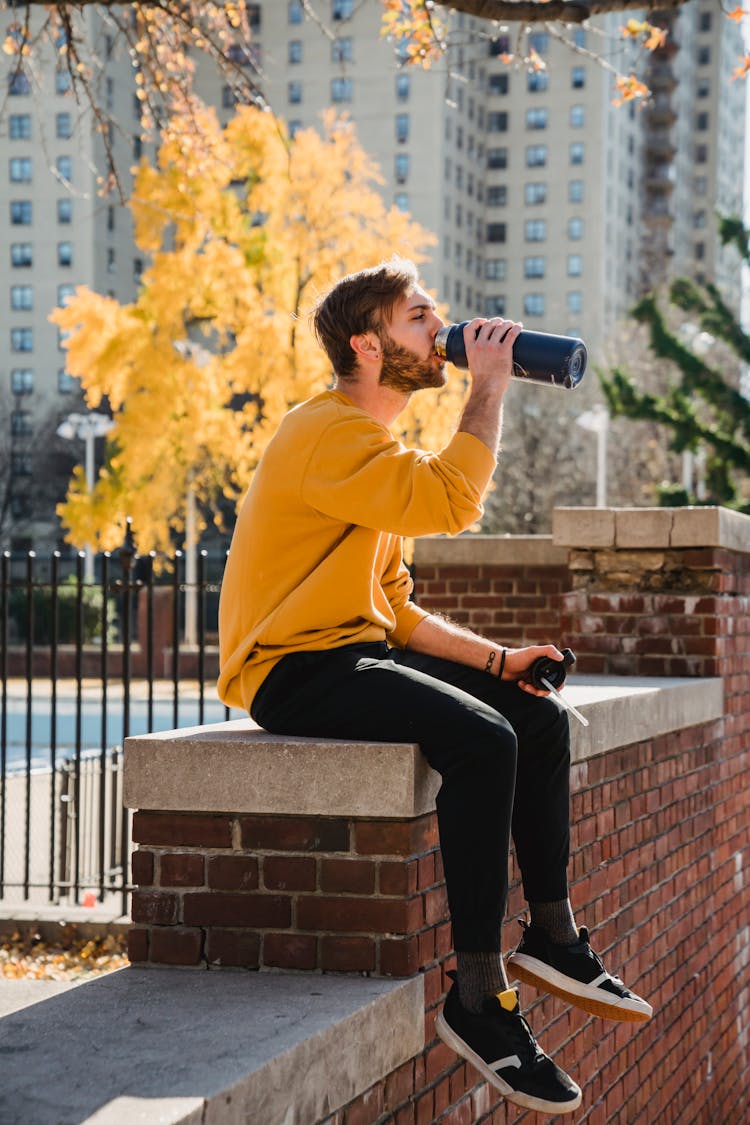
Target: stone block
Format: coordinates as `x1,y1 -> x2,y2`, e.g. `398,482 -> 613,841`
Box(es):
615,508 -> 674,549
552,507 -> 616,548
671,505 -> 750,552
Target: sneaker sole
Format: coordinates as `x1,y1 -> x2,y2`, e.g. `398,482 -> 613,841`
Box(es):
435,1011 -> 582,1115
507,953 -> 653,1022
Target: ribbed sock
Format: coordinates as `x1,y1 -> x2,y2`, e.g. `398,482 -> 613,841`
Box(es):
529,898 -> 579,945
455,950 -> 510,1014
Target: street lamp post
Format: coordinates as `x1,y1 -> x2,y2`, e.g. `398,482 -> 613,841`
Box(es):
576,405 -> 610,508
56,411 -> 115,582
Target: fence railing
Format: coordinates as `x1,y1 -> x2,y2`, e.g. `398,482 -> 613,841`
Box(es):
0,533 -> 232,916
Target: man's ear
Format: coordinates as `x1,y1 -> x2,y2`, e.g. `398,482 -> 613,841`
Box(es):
349,331 -> 381,362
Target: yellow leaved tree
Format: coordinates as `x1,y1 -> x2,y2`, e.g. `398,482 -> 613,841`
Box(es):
52,101 -> 466,556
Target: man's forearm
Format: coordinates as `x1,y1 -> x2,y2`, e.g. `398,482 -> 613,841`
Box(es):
406,613 -> 503,675
458,389 -> 505,458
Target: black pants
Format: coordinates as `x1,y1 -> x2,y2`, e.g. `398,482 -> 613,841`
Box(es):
251,642 -> 571,953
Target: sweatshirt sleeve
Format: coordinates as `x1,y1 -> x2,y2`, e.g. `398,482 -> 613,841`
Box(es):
301,415 -> 496,538
381,536 -> 430,649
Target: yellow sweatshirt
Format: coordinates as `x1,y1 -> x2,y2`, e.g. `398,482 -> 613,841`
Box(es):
217,389 -> 496,712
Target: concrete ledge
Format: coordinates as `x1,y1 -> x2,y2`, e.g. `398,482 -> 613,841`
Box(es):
553,505 -> 750,551
415,533 -> 568,566
0,968 -> 424,1125
124,677 -> 723,816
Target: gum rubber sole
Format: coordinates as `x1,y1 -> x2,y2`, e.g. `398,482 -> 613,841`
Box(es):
508,960 -> 652,1023
435,1012 -> 583,1115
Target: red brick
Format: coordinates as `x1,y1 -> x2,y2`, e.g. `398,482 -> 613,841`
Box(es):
160,852 -> 205,887
321,936 -> 376,972
296,894 -> 421,935
263,855 -> 317,891
132,811 -> 233,848
354,816 -> 439,857
207,854 -> 259,891
241,815 -> 350,852
343,1087 -> 385,1125
264,932 -> 317,970
131,891 -> 179,926
380,936 -> 420,976
150,926 -> 203,966
130,849 -> 154,886
379,860 -> 418,896
415,1089 -> 435,1125
127,926 -> 149,962
206,928 -> 260,968
183,892 -> 291,928
385,1060 -> 415,1111
320,857 -> 377,894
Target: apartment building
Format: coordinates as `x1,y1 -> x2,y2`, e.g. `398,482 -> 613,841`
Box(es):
1,1 -> 745,548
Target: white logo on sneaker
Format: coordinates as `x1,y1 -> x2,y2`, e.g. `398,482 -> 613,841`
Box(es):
489,1054 -> 522,1071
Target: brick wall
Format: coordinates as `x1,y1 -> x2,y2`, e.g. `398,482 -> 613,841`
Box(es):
126,509 -> 750,1124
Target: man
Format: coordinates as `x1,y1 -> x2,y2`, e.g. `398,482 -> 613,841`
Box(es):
218,258 -> 652,1116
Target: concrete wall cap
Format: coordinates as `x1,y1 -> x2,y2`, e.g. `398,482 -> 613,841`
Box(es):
553,505 -> 750,552
124,678 -> 723,816
415,534 -> 568,566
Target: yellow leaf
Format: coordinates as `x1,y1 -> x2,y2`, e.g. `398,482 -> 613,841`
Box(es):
728,6 -> 747,21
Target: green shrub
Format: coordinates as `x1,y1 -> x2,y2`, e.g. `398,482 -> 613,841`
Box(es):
8,578 -> 116,645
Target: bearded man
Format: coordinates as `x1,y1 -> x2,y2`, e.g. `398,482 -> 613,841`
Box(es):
218,258 -> 651,1116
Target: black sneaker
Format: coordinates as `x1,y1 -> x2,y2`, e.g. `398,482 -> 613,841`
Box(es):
507,922 -> 653,1023
435,971 -> 582,1115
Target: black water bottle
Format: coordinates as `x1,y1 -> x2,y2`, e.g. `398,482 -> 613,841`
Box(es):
434,321 -> 587,389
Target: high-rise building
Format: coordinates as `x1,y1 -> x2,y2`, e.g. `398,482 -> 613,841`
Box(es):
1,1 -> 745,549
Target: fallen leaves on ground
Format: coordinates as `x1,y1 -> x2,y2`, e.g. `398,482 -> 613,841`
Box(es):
0,927 -> 129,981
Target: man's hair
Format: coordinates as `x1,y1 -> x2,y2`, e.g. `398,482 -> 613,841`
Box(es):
312,257 -> 419,379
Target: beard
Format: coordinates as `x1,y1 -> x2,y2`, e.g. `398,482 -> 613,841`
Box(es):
378,333 -> 447,395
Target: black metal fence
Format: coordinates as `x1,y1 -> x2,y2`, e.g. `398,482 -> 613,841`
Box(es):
0,533 -> 230,917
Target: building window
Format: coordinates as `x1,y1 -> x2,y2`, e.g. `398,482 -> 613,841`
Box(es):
524,256 -> 545,278
56,155 -> 72,183
11,328 -> 33,352
488,73 -> 509,94
567,291 -> 583,314
11,410 -> 32,436
485,296 -> 506,316
11,285 -> 32,311
56,112 -> 72,139
57,198 -> 72,224
332,0 -> 354,17
527,71 -> 549,93
396,74 -> 410,101
395,153 -> 410,183
288,120 -> 303,139
133,135 -> 143,160
487,185 -> 507,206
524,294 -> 545,316
485,258 -> 507,280
525,219 -> 546,242
526,108 -> 548,129
288,80 -> 302,104
528,32 -> 548,53
222,85 -> 236,108
567,254 -> 583,276
487,111 -> 508,132
58,284 -> 75,305
10,157 -> 32,182
569,180 -> 584,203
525,182 -> 546,205
107,247 -> 116,273
58,241 -> 73,266
570,105 -> 585,128
55,69 -> 72,95
697,46 -> 710,65
332,36 -> 353,62
11,242 -> 32,267
697,78 -> 710,98
11,451 -> 32,476
696,112 -> 709,131
9,114 -> 31,139
693,210 -> 707,229
568,217 -> 584,240
8,71 -> 31,96
486,223 -> 507,243
331,77 -> 353,103
699,11 -> 712,31
572,67 -> 585,89
693,175 -> 707,195
134,258 -> 143,281
288,40 -> 303,64
573,28 -> 586,47
11,369 -> 33,394
695,144 -> 708,164
58,369 -> 76,394
289,0 -> 303,22
570,143 -> 584,165
11,201 -> 32,225
526,145 -> 547,167
487,147 -> 508,169
394,192 -> 409,213
396,114 -> 409,143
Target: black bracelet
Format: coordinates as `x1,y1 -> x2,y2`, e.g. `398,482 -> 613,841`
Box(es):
498,648 -> 507,679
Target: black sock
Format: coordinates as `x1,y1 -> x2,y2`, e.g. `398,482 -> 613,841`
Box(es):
529,898 -> 578,945
455,950 -> 509,1014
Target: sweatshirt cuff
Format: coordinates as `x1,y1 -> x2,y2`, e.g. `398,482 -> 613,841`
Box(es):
388,602 -> 430,649
443,430 -> 497,496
